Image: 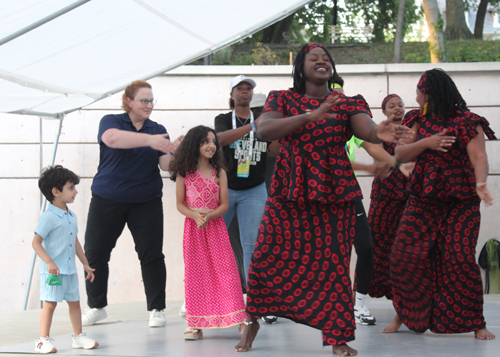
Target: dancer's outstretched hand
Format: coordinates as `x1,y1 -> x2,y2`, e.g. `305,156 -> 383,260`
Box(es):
399,162 -> 415,178
424,130 -> 456,152
305,96 -> 341,122
376,118 -> 414,143
477,182 -> 493,206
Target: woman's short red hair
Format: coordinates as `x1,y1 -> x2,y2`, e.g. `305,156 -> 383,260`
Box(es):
122,80 -> 152,113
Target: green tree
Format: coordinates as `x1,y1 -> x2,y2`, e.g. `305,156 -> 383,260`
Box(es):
242,12 -> 305,44
293,0 -> 342,43
394,0 -> 407,62
466,0 -> 500,39
444,0 -> 474,40
345,0 -> 421,42
422,0 -> 446,62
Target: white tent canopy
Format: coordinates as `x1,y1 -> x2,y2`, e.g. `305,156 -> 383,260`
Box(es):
0,0 -> 312,117
2,0 -> 313,310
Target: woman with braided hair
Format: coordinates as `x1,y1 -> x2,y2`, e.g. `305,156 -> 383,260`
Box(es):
385,68 -> 496,341
234,43 -> 413,355
367,94 -> 414,301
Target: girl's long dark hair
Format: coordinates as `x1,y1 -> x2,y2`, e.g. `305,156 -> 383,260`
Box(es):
169,125 -> 225,181
292,43 -> 338,95
424,68 -> 468,117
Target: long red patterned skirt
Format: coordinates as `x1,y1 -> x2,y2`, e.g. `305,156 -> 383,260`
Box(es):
368,198 -> 407,299
246,196 -> 357,345
390,196 -> 486,333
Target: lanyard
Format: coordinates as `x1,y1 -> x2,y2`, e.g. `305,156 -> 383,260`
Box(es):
232,110 -> 254,159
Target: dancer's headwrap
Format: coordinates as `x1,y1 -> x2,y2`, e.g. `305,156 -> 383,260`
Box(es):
417,71 -> 429,94
417,71 -> 430,114
381,94 -> 402,110
303,42 -> 326,53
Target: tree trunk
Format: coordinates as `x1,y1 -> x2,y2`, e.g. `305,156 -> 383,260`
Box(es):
444,0 -> 474,40
422,0 -> 446,63
333,0 -> 338,25
474,0 -> 489,39
372,1 -> 388,42
262,13 -> 295,43
394,0 -> 406,63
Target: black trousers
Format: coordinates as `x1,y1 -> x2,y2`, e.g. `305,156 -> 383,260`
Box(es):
353,200 -> 374,295
84,194 -> 166,311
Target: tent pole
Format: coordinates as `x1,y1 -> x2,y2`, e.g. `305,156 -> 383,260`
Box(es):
0,0 -> 91,47
23,115 -> 65,310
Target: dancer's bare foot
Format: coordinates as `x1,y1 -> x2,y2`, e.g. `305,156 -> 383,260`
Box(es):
382,314 -> 402,333
235,318 -> 260,352
475,328 -> 495,340
332,344 -> 358,356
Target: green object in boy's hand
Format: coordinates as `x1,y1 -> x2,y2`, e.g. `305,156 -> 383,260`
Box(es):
46,275 -> 62,286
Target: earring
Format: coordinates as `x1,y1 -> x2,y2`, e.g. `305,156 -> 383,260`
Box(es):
422,103 -> 428,115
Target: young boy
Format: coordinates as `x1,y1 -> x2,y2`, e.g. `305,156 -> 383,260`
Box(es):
32,165 -> 98,353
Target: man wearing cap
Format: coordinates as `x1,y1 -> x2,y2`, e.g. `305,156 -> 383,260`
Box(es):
214,75 -> 270,300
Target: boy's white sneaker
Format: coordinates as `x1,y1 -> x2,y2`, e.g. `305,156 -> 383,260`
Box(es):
34,336 -> 56,354
82,307 -> 107,326
72,332 -> 99,349
149,309 -> 166,327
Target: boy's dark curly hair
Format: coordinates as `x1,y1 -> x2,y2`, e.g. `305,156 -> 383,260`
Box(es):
169,125 -> 225,181
38,165 -> 80,202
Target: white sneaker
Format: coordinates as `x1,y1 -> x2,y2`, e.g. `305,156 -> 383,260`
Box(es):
179,301 -> 186,316
82,307 -> 107,326
354,305 -> 376,325
72,332 -> 99,349
261,316 -> 278,324
34,336 -> 56,354
149,309 -> 166,327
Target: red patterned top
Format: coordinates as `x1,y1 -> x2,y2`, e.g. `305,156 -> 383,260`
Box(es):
403,109 -> 496,201
370,142 -> 410,201
263,89 -> 372,203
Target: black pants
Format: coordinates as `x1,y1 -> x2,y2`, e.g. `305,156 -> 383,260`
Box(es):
84,195 -> 166,311
353,200 -> 374,295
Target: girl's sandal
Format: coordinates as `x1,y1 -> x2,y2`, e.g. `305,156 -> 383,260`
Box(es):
184,328 -> 203,340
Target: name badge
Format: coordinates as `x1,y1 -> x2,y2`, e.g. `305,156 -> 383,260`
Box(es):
237,157 -> 250,178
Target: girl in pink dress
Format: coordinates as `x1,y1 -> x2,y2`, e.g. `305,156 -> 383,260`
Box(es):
169,125 -> 246,340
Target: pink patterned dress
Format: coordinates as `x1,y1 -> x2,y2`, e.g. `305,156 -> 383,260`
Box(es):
183,169 -> 246,328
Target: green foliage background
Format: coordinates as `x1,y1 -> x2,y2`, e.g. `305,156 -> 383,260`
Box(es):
190,40 -> 500,66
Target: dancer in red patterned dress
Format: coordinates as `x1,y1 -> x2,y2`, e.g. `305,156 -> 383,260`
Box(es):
235,43 -> 413,356
169,126 -> 246,340
368,94 -> 414,300
385,68 -> 496,341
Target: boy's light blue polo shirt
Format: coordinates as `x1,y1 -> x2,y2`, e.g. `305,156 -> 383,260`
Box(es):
34,203 -> 78,275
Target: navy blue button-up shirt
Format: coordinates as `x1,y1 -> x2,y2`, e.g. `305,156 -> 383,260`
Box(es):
91,113 -> 168,203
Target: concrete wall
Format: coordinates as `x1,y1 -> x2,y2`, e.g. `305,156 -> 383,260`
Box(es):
1,63 -> 499,314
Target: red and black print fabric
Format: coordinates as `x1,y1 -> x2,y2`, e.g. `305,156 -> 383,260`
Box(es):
245,90 -> 373,345
263,89 -> 372,204
390,109 -> 496,333
403,109 -> 496,201
391,196 -> 485,333
368,142 -> 410,299
246,197 -> 357,345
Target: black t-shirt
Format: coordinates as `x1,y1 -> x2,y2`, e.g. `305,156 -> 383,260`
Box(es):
214,111 -> 268,190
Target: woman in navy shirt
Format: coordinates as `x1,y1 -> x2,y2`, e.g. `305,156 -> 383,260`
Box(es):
82,80 -> 181,328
